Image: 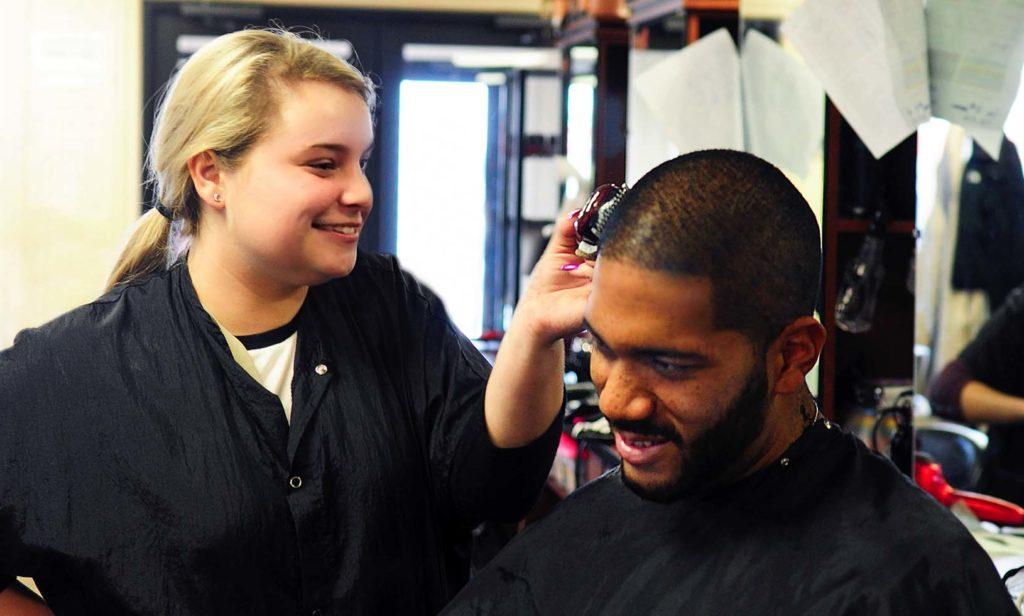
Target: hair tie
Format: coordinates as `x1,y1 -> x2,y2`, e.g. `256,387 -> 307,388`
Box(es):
154,203 -> 175,221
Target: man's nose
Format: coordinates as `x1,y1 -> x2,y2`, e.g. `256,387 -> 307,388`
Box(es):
598,363 -> 656,422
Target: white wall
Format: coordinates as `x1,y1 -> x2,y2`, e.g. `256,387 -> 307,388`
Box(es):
1,0 -> 143,348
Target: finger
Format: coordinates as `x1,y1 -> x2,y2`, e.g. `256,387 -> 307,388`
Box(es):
544,208 -> 582,256
560,258 -> 596,275
564,263 -> 594,279
555,208 -> 577,239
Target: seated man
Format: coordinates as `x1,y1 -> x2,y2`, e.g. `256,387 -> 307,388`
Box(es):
443,151 -> 1016,615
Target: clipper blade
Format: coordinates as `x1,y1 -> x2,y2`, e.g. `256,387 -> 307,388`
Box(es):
573,183 -> 628,260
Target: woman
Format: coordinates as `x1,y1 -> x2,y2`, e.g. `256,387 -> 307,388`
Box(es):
0,29 -> 591,614
929,285 -> 1024,505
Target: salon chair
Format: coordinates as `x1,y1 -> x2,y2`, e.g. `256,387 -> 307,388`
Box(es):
915,415 -> 988,491
914,416 -> 1024,526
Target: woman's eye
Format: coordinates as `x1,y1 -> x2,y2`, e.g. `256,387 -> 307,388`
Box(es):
309,160 -> 337,171
359,158 -> 370,171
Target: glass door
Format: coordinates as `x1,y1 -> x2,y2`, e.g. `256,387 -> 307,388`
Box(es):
396,79 -> 491,338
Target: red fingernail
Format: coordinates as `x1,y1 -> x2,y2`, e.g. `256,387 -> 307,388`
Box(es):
568,209 -> 581,221
561,263 -> 580,272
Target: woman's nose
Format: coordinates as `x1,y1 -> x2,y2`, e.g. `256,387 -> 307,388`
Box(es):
339,165 -> 373,211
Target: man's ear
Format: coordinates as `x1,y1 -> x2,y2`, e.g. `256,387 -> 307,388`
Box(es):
768,316 -> 826,395
187,150 -> 226,210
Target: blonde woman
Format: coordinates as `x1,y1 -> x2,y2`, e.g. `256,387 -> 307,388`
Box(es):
0,29 -> 591,614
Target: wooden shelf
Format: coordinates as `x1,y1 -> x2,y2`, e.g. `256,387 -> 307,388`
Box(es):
628,0 -> 682,25
558,12 -> 629,47
685,0 -> 738,10
834,219 -> 917,235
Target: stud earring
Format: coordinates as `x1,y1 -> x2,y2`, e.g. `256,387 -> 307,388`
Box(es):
213,193 -> 222,203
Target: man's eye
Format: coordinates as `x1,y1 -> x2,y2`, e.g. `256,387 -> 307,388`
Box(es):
650,358 -> 692,377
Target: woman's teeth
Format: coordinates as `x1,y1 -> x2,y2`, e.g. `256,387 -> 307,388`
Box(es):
315,224 -> 357,235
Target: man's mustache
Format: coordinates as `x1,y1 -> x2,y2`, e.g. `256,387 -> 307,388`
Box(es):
608,418 -> 682,444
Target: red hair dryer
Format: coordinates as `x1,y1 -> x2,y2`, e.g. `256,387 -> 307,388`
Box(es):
915,454 -> 1024,526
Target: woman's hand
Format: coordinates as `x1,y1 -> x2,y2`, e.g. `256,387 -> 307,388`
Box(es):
484,209 -> 591,448
512,209 -> 593,346
0,581 -> 54,616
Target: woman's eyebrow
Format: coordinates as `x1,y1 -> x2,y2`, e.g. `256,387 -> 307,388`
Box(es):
307,139 -> 375,155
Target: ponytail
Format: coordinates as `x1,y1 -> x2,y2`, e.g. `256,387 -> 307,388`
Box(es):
105,207 -> 172,292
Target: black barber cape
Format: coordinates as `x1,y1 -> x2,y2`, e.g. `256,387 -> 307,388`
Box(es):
443,421 -> 1017,615
0,252 -> 560,615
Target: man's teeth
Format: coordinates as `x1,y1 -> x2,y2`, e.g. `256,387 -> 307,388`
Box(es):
630,438 -> 666,448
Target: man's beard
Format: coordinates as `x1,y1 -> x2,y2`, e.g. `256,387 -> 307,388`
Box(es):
616,359 -> 770,503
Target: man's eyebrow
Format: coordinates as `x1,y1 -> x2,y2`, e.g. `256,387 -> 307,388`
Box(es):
582,318 -> 708,361
636,348 -> 709,363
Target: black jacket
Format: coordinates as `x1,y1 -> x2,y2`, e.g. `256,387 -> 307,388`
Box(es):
953,136 -> 1024,310
0,252 -> 560,615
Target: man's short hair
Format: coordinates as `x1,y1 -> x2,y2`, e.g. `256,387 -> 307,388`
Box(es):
600,150 -> 821,348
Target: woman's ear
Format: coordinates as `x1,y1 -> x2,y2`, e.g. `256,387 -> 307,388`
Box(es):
769,316 -> 826,395
187,151 -> 226,210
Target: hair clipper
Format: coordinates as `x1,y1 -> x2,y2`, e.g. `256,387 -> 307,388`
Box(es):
573,183 -> 628,260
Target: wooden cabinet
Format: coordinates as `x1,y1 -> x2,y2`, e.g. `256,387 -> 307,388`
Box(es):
558,12 -> 630,188
820,103 -> 918,420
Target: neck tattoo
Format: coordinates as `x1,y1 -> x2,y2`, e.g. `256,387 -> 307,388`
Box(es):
799,401 -> 822,428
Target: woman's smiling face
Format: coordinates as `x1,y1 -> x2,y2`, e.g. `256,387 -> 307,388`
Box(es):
217,79 -> 375,288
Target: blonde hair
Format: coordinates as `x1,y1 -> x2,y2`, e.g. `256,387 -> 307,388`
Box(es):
106,28 -> 376,291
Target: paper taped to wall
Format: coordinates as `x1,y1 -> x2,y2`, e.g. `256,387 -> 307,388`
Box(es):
741,29 -> 824,177
627,49 -> 680,185
782,0 -> 930,158
633,29 -> 743,156
926,0 -> 1024,158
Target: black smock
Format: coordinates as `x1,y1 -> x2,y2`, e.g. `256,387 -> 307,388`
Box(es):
442,421 -> 1017,615
0,252 -> 561,615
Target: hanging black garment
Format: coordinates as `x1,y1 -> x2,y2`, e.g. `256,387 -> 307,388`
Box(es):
0,252 -> 561,615
442,422 -> 1017,615
952,136 -> 1024,310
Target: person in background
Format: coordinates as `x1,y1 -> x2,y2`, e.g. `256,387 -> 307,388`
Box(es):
0,29 -> 590,615
930,284 -> 1024,506
442,150 -> 1017,615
